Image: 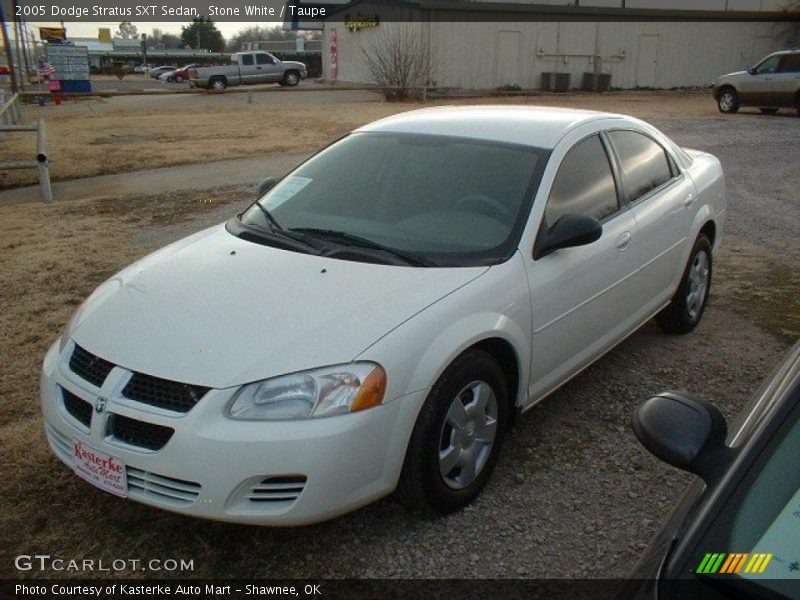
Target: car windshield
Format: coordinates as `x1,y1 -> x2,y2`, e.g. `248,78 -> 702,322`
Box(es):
236,132 -> 548,267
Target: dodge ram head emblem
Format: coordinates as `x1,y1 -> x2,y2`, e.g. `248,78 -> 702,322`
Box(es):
94,397 -> 107,414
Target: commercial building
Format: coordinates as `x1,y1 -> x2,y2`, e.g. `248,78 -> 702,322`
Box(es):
322,0 -> 798,89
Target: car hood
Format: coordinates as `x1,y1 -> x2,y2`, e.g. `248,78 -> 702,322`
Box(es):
716,70 -> 747,82
71,225 -> 488,389
282,61 -> 306,70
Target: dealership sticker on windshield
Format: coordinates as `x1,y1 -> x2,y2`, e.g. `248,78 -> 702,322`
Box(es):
264,176 -> 313,209
73,439 -> 128,497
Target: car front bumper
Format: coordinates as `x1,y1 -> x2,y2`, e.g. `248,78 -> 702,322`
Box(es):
41,340 -> 423,525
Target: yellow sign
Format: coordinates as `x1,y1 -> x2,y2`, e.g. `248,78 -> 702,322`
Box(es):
39,27 -> 66,43
98,28 -> 112,42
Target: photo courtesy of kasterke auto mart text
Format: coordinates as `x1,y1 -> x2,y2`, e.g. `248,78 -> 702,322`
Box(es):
42,106 -> 725,525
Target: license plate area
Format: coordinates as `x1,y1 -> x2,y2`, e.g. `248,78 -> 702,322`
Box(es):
72,439 -> 128,497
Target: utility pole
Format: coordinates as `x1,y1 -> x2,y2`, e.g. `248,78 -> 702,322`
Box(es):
0,2 -> 19,92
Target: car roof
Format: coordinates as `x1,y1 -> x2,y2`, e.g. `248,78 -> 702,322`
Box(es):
356,105 -> 627,149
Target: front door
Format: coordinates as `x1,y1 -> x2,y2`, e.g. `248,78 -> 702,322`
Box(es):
740,54 -> 782,105
527,133 -> 640,401
256,53 -> 282,83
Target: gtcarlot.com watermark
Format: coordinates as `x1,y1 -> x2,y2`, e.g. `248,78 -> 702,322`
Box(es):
14,554 -> 194,573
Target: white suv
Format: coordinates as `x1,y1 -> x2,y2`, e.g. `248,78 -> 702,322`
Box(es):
713,50 -> 800,115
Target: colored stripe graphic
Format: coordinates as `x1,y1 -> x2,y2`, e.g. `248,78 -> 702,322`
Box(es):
698,553 -> 772,575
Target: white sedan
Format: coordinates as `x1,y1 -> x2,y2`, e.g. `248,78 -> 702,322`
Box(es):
41,106 -> 726,525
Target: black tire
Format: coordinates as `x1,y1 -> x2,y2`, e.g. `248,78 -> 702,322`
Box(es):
717,87 -> 739,114
210,77 -> 227,92
656,235 -> 713,334
759,107 -> 779,115
395,349 -> 510,514
283,70 -> 300,87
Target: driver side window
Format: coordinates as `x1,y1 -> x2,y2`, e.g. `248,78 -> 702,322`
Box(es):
545,134 -> 619,226
754,55 -> 781,75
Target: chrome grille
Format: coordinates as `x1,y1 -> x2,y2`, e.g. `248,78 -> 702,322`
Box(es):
69,345 -> 114,388
122,373 -> 208,413
62,388 -> 92,428
109,414 -> 174,451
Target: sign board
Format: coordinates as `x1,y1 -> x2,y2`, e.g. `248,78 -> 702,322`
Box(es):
45,45 -> 91,81
39,27 -> 66,43
98,28 -> 112,42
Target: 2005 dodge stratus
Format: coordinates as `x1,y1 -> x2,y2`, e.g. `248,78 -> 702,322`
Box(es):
42,106 -> 726,525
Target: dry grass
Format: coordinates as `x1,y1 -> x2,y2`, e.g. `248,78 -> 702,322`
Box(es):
0,90 -> 722,189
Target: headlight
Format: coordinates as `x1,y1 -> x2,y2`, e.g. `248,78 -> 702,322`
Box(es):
227,363 -> 387,420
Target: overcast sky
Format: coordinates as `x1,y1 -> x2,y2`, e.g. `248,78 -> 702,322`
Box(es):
29,22 -> 277,41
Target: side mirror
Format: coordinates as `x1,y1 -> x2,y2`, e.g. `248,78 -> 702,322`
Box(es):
632,392 -> 731,485
747,67 -> 756,75
535,213 -> 602,259
256,176 -> 279,197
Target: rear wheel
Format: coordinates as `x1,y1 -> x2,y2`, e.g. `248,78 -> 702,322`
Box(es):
283,71 -> 300,87
717,87 -> 739,114
395,349 -> 509,514
656,235 -> 712,334
759,107 -> 779,115
210,77 -> 226,92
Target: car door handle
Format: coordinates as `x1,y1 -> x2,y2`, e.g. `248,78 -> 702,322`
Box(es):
684,193 -> 694,207
615,232 -> 632,252
256,67 -> 262,70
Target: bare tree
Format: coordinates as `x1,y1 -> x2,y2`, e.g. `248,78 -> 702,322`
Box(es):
116,21 -> 138,40
359,24 -> 434,101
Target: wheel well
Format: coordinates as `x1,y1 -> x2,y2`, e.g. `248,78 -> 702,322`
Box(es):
470,338 -> 520,412
715,84 -> 736,100
210,75 -> 226,84
699,220 -> 716,247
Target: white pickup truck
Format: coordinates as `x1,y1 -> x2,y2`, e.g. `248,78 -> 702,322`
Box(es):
189,51 -> 307,91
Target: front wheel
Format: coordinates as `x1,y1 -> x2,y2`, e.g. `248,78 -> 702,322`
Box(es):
283,71 -> 300,87
395,349 -> 509,514
656,235 -> 713,334
717,88 -> 739,114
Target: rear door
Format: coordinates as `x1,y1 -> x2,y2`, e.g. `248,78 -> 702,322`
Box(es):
526,131 -> 641,400
238,53 -> 258,84
607,129 -> 695,314
773,53 -> 800,106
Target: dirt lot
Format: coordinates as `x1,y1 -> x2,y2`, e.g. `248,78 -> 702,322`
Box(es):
1,88 -> 787,189
0,92 -> 798,579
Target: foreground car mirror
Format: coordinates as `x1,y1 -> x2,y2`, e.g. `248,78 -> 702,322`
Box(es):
632,392 -> 732,485
535,213 -> 602,259
256,176 -> 280,197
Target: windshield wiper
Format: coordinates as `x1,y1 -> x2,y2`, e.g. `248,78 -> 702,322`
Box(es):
245,204 -> 323,253
289,228 -> 437,267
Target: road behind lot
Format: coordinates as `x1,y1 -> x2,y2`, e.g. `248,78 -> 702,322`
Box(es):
0,95 -> 798,579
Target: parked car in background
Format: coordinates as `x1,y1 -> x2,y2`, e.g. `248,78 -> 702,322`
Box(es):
133,64 -> 153,74
189,51 -> 306,90
149,66 -> 177,79
41,107 -> 725,525
624,341 -> 800,599
713,49 -> 800,115
166,64 -> 203,83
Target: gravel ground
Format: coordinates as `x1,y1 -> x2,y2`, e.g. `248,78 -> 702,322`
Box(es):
2,102 -> 797,580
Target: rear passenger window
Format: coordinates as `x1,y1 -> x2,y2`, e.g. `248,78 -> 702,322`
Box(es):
608,131 -> 673,203
241,54 -> 254,66
545,134 -> 619,225
779,54 -> 800,73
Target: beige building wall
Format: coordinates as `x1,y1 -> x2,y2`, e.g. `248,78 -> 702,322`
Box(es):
323,4 -> 792,90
